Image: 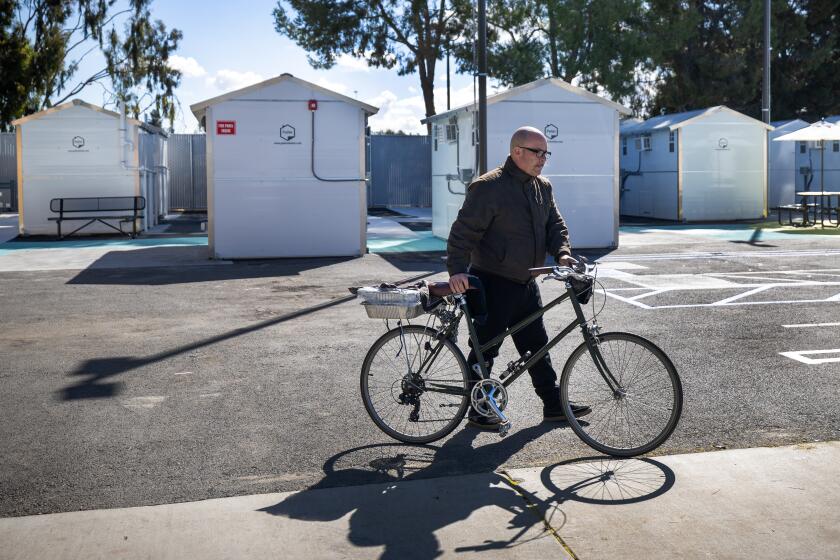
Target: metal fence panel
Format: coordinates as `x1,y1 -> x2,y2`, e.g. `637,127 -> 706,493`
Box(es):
191,135 -> 207,210
139,132 -> 168,226
167,134 -> 207,212
0,133 -> 17,211
369,135 -> 431,208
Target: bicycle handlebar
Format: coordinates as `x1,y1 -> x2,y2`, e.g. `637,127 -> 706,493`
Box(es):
529,255 -> 592,278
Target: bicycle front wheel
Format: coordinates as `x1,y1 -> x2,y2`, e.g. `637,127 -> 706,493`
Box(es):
561,332 -> 683,457
361,325 -> 470,444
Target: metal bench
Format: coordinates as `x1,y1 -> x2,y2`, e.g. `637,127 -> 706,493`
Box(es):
0,180 -> 16,212
48,196 -> 145,239
773,203 -> 818,226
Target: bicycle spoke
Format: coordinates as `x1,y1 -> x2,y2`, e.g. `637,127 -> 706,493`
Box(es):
362,326 -> 470,443
563,334 -> 681,456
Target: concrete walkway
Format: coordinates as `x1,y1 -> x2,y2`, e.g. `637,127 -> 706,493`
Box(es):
2,442 -> 837,560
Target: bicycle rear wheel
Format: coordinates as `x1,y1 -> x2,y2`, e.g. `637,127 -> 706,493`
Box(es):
361,325 -> 470,444
560,332 -> 682,457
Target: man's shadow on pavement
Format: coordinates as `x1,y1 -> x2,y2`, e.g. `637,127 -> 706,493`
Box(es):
260,424 -> 675,559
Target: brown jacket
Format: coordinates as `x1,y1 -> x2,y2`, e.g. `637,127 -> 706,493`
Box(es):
447,157 -> 572,284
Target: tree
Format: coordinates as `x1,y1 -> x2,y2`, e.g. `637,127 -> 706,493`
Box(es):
452,0 -> 650,111
0,0 -> 182,131
450,0 -> 546,87
646,1 -> 762,116
274,1 -> 464,128
771,0 -> 840,121
647,0 -> 840,121
539,0 -> 649,102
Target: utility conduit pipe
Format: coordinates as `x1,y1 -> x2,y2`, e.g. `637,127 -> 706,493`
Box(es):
310,109 -> 367,182
119,101 -> 138,171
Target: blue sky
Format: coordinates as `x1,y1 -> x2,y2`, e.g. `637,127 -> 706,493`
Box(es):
71,1 -> 503,133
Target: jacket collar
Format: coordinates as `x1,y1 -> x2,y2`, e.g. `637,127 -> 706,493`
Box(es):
503,156 -> 535,184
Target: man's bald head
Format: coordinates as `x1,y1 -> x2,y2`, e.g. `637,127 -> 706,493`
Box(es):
509,126 -> 548,177
509,126 -> 546,154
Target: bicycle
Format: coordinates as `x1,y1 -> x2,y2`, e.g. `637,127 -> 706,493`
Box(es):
354,258 -> 683,457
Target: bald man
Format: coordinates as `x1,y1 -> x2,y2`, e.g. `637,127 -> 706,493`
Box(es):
447,126 -> 590,429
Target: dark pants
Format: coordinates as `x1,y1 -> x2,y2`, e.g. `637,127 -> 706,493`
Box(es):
466,268 -> 560,408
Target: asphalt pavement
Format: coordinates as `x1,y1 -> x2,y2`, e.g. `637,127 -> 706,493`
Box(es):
1,213 -> 840,558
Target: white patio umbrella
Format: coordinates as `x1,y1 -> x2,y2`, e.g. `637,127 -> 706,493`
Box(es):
773,119 -> 840,192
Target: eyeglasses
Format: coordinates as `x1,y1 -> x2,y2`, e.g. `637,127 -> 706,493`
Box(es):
518,146 -> 551,159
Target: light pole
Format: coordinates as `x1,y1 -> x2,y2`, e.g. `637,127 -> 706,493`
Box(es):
762,0 -> 771,124
477,0 -> 488,174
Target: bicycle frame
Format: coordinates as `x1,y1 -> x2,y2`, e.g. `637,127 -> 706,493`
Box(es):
413,279 -> 623,397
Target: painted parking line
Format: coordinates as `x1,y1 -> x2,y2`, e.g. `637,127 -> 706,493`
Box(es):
782,322 -> 840,328
596,249 -> 840,262
600,268 -> 840,309
779,349 -> 840,365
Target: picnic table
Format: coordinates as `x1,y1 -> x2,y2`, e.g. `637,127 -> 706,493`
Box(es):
795,191 -> 840,227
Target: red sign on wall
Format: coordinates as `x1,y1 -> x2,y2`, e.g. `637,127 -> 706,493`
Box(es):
216,121 -> 236,135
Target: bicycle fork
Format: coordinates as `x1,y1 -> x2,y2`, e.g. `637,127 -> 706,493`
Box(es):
583,327 -> 624,397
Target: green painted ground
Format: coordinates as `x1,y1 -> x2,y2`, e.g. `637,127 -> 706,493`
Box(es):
1,223 -> 835,258
0,236 -> 207,256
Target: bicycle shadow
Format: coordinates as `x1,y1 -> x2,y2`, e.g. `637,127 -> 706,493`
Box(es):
259,424 -> 676,558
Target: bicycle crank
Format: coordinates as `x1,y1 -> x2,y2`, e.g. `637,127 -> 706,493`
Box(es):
470,379 -> 511,437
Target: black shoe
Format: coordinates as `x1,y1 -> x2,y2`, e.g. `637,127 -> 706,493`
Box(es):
543,402 -> 592,422
466,414 -> 502,430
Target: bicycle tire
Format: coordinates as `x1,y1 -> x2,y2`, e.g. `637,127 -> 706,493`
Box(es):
360,325 -> 470,444
560,332 -> 683,457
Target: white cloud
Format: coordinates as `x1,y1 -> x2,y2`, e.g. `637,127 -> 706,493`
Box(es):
315,77 -> 351,96
205,70 -> 264,92
335,54 -> 371,73
367,89 -> 425,133
168,55 -> 206,78
366,81 -> 510,134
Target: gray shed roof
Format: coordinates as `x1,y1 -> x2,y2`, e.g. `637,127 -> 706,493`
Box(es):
421,77 -> 632,124
771,118 -> 809,128
190,73 -> 378,123
12,99 -> 168,136
620,106 -> 773,136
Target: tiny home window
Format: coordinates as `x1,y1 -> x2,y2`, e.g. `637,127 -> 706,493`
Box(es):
471,118 -> 478,146
834,140 -> 839,153
445,117 -> 458,143
432,125 -> 438,151
622,137 -> 627,155
634,135 -> 651,151
799,141 -> 806,154
669,131 -> 675,152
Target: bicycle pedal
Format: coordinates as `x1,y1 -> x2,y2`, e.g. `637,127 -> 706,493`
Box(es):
498,422 -> 511,437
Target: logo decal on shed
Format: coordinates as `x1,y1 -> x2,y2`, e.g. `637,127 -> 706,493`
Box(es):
68,135 -> 89,152
544,124 -> 559,140
280,125 -> 296,141
717,137 -> 729,150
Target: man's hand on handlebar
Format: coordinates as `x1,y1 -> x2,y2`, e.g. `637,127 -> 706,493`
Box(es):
557,254 -> 579,269
449,273 -> 471,294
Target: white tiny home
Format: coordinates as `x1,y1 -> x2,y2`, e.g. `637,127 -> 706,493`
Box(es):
620,106 -> 772,221
12,99 -> 168,236
423,78 -> 631,249
794,115 -> 840,194
769,119 -> 809,207
190,74 -> 378,259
